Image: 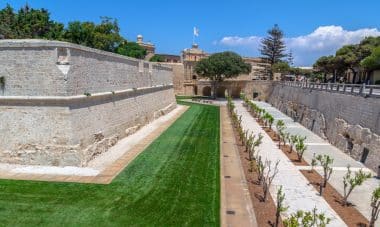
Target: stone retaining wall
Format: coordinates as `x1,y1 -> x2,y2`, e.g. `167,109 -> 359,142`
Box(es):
269,83 -> 380,171
0,40 -> 176,166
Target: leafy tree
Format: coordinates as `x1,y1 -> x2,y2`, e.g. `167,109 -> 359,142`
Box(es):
283,207 -> 331,227
295,136 -> 307,162
289,135 -> 298,153
65,17 -> 123,52
336,44 -> 369,83
260,24 -> 287,79
14,5 -> 64,39
316,155 -> 333,188
361,46 -> 380,73
194,51 -> 251,98
149,55 -> 165,62
116,41 -> 147,59
275,186 -> 288,227
249,133 -> 263,161
342,166 -> 371,206
370,187 -> 380,227
0,4 -> 16,38
276,120 -> 286,147
313,55 -> 335,82
272,61 -> 290,75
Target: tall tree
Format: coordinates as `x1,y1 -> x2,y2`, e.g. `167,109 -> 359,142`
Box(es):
0,4 -> 16,38
195,51 -> 251,98
361,46 -> 380,84
287,50 -> 294,66
313,55 -> 335,82
260,24 -> 287,79
64,17 -> 123,52
14,5 -> 64,39
335,45 -> 363,83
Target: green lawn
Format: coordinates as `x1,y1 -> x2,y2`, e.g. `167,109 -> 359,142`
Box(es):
0,102 -> 220,226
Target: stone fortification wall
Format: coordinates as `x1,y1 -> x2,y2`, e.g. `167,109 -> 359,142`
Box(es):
269,83 -> 380,171
0,40 -> 176,166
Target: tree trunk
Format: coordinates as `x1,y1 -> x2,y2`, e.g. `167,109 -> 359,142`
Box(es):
351,69 -> 357,84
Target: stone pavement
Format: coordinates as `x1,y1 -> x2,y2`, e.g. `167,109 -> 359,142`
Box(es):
254,101 -> 380,226
235,101 -> 346,226
220,106 -> 257,227
0,105 -> 189,184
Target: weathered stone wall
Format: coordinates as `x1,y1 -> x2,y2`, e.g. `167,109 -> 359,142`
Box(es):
0,40 -> 176,166
0,40 -> 173,96
197,80 -> 274,100
163,63 -> 185,95
269,83 -> 380,171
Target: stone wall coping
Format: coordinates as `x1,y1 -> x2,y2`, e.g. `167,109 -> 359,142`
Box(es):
0,84 -> 173,106
0,39 -> 172,71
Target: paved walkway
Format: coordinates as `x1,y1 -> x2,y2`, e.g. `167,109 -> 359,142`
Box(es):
220,106 -> 257,227
0,105 -> 189,184
235,101 -> 346,226
254,101 -> 380,226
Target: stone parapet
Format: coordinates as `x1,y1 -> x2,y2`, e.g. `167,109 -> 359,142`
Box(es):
0,40 -> 176,166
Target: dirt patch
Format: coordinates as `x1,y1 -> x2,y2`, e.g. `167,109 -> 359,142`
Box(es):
300,170 -> 369,227
232,124 -> 283,227
261,124 -> 309,166
278,145 -> 309,166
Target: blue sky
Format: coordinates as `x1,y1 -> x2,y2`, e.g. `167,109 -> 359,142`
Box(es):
3,0 -> 380,66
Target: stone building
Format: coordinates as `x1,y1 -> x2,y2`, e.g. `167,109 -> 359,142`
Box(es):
136,35 -> 155,60
164,43 -> 271,98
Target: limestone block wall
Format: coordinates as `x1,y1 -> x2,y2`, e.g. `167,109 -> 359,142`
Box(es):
197,80 -> 274,100
0,40 -> 176,166
269,83 -> 380,171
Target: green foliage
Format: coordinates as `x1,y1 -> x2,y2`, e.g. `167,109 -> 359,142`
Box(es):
195,51 -> 251,97
275,186 -> 288,227
313,36 -> 380,83
0,4 -> 150,59
149,54 -> 165,62
361,46 -> 380,70
295,136 -> 307,162
370,187 -> 380,227
275,120 -> 286,146
260,24 -> 287,65
0,4 -> 65,39
342,165 -> 372,206
195,51 -> 251,81
272,61 -> 290,74
116,42 -> 147,59
84,92 -> 91,97
64,17 -> 123,52
316,154 -> 333,188
283,207 -> 331,227
0,102 -> 221,226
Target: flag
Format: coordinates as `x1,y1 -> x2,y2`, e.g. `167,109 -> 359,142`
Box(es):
193,27 -> 199,37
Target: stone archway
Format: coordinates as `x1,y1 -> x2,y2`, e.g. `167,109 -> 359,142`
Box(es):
231,87 -> 242,98
216,86 -> 227,98
202,86 -> 212,97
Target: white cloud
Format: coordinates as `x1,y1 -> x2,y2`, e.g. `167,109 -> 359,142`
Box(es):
217,26 -> 380,66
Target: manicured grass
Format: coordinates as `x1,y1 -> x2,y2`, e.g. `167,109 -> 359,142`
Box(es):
0,103 -> 220,226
